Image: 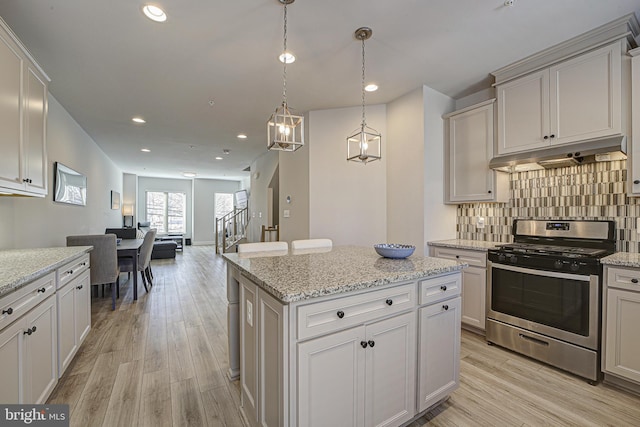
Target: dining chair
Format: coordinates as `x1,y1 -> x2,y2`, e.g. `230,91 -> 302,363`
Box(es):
291,239 -> 333,250
66,234 -> 120,310
238,241 -> 288,253
119,228 -> 156,293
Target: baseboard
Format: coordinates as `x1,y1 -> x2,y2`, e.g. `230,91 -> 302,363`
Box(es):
191,241 -> 216,246
461,324 -> 486,336
603,373 -> 640,396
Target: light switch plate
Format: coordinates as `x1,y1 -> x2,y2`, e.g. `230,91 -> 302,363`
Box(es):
477,217 -> 485,229
246,300 -> 253,327
284,209 -> 290,218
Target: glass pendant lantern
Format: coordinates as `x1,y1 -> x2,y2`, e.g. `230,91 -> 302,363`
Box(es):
267,0 -> 304,152
347,27 -> 381,164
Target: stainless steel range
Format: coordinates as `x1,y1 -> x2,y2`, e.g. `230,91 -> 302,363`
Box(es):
486,219 -> 616,383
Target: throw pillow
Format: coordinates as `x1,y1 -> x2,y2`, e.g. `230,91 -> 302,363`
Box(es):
136,229 -> 145,239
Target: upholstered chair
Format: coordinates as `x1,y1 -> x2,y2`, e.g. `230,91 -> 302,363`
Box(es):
119,229 -> 157,293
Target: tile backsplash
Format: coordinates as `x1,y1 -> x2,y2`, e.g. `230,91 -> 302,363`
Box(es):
456,159 -> 640,252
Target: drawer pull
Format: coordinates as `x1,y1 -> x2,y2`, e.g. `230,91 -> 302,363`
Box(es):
368,340 -> 375,348
443,305 -> 449,311
440,285 -> 447,291
385,299 -> 393,306
24,326 -> 36,336
81,262 -> 87,266
360,341 -> 368,348
2,308 -> 13,315
37,287 -> 46,293
77,285 -> 84,290
336,310 -> 345,319
631,278 -> 639,284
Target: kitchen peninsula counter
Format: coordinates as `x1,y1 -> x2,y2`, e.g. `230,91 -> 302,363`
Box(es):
223,245 -> 465,426
428,239 -> 502,252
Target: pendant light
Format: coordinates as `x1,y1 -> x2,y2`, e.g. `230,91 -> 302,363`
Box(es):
267,0 -> 304,152
347,27 -> 381,164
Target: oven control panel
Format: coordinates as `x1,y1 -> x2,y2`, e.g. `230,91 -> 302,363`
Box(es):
546,222 -> 570,231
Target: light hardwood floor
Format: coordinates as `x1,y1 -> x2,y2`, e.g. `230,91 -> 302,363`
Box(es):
48,246 -> 640,427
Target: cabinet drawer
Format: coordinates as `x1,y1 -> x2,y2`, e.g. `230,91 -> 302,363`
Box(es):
432,247 -> 486,268
0,272 -> 55,332
57,254 -> 90,290
606,266 -> 640,293
420,273 -> 461,306
296,283 -> 416,341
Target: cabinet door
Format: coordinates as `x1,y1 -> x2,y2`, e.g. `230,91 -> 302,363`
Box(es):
0,31 -> 25,192
364,312 -> 416,427
239,278 -> 258,421
497,69 -> 550,154
605,288 -> 640,383
461,266 -> 486,331
75,271 -> 91,344
418,297 -> 461,413
57,281 -> 78,376
630,48 -> 640,194
298,326 -> 365,427
448,101 -> 496,202
550,42 -> 621,146
24,65 -> 48,195
25,295 -> 57,404
0,318 -> 26,403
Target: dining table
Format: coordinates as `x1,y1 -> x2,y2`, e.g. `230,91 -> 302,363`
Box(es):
117,238 -> 144,301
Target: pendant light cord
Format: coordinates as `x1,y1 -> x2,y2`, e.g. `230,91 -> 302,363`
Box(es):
282,3 -> 288,106
361,35 -> 366,127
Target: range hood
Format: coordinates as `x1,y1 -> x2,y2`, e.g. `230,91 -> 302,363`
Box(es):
489,135 -> 627,172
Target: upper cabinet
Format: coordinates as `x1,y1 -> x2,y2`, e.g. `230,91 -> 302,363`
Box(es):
629,47 -> 640,194
496,41 -> 624,155
0,17 -> 49,197
444,99 -> 508,204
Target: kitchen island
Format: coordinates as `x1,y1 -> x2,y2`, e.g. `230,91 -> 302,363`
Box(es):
223,246 -> 465,427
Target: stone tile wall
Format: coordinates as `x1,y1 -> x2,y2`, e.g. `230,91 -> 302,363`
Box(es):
456,160 -> 640,252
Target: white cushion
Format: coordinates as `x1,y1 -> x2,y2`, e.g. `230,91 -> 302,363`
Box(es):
238,241 -> 288,253
291,239 -> 333,250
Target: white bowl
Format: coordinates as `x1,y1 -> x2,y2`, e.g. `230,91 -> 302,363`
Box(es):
374,244 -> 415,259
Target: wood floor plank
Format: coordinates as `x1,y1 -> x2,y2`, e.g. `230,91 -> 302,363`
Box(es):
171,377 -> 207,427
186,324 -> 227,392
138,369 -> 173,427
46,372 -> 90,413
168,321 -> 196,383
201,385 -> 245,427
102,360 -> 144,427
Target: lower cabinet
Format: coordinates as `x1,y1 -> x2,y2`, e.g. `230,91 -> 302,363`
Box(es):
603,266 -> 640,384
57,269 -> 91,376
0,294 -> 57,404
297,311 -> 416,427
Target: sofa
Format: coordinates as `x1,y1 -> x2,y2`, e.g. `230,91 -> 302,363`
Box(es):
137,222 -> 178,259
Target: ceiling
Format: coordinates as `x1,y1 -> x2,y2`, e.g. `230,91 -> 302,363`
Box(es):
0,1 -> 638,181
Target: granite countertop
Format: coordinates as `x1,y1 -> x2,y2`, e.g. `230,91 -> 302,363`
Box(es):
223,245 -> 466,303
427,239 -> 502,251
0,246 -> 93,299
600,252 -> 640,268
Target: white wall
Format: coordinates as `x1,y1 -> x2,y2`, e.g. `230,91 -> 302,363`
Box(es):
387,88 -> 427,255
0,95 -> 122,249
137,176 -> 193,238
192,178 -> 241,245
247,151 -> 279,242
122,172 -> 137,226
423,86 -> 457,247
308,105 -> 387,246
278,129 -> 310,243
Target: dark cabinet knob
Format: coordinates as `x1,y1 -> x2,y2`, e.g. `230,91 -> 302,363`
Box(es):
440,285 -> 447,291
488,190 -> 492,194
574,152 -> 580,157
24,327 -> 36,335
337,310 -> 345,319
455,255 -> 460,259
634,180 -> 640,185
368,340 -> 375,348
385,299 -> 393,306
23,178 -> 29,183
31,326 -> 36,333
2,308 -> 13,315
550,134 -> 556,139
632,278 -> 638,284
37,287 -> 46,293
443,305 -> 449,311
543,135 -> 549,140
360,341 -> 368,348
77,285 -> 84,290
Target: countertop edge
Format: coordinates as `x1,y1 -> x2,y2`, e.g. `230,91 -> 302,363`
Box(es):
428,239 -> 501,252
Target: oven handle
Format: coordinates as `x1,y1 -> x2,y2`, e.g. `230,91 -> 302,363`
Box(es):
490,262 -> 590,282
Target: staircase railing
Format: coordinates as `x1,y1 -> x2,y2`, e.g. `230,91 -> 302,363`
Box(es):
215,207 -> 249,254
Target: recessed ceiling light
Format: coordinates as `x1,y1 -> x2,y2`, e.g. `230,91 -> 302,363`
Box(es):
215,156 -> 223,160
183,172 -> 197,178
132,117 -> 146,124
142,4 -> 167,22
237,134 -> 247,139
364,84 -> 378,92
141,148 -> 151,153
279,51 -> 295,64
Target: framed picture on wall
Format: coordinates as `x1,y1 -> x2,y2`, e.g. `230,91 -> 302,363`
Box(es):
111,191 -> 120,210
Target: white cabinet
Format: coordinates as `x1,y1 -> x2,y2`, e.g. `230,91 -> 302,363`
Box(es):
298,311 -> 416,427
57,268 -> 90,376
431,247 -> 487,331
444,99 -> 508,203
0,17 -> 49,197
418,296 -> 461,412
603,266 -> 640,384
497,42 -> 624,155
629,47 -> 640,194
0,294 -> 57,404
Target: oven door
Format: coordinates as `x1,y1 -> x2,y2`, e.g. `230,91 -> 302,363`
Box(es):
487,262 -> 600,350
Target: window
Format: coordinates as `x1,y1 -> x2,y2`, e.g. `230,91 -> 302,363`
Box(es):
146,191 -> 186,234
215,193 -> 234,219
